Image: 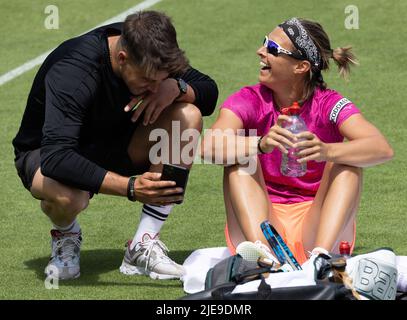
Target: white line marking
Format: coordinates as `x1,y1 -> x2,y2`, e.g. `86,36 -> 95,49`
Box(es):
0,0 -> 162,86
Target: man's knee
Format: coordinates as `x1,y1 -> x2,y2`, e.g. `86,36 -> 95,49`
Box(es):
41,189 -> 89,217
169,103 -> 203,131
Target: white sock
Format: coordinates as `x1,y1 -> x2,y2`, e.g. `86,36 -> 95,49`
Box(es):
130,204 -> 173,249
53,219 -> 81,233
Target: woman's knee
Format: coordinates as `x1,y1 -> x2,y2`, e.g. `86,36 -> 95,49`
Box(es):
331,163 -> 363,180
224,164 -> 240,175
224,157 -> 264,179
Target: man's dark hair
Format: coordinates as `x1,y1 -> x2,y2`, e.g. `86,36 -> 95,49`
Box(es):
121,11 -> 189,77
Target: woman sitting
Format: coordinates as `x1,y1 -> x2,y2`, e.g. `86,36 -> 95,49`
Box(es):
201,17 -> 393,264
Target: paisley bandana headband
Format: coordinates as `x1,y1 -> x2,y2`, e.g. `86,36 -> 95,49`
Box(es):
279,18 -> 321,70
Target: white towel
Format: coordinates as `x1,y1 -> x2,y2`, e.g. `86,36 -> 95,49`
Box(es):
181,247 -> 231,294
232,255 -> 317,294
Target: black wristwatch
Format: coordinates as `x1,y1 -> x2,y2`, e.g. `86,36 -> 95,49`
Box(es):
175,78 -> 187,99
127,176 -> 137,202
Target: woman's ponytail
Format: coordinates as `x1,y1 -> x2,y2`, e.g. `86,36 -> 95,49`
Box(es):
332,46 -> 359,79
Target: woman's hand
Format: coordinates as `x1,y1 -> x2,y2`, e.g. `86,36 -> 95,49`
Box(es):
259,115 -> 296,154
294,131 -> 329,163
124,78 -> 180,125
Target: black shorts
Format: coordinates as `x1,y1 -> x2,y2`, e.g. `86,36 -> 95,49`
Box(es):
14,145 -> 149,192
14,148 -> 41,191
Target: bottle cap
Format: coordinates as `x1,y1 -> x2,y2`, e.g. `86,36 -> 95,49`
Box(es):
289,102 -> 301,115
339,241 -> 351,255
281,101 -> 300,116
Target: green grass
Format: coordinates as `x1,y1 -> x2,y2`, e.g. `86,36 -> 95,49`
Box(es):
1,0 -> 406,299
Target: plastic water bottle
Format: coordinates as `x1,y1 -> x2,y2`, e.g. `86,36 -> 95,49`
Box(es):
339,241 -> 351,259
280,102 -> 308,177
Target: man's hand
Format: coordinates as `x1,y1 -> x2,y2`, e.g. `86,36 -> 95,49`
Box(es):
133,172 -> 184,205
124,78 -> 180,125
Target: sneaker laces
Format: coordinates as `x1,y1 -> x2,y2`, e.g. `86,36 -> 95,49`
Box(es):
54,234 -> 81,262
141,239 -> 173,272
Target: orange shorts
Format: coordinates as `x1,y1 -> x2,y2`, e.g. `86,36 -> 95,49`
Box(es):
225,201 -> 356,265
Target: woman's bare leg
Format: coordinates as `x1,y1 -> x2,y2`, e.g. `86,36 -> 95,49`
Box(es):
302,162 -> 363,254
223,159 -> 285,249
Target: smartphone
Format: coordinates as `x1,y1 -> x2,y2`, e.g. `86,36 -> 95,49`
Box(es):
160,164 -> 190,204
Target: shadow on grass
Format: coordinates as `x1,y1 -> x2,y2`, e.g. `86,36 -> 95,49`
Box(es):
24,249 -> 193,288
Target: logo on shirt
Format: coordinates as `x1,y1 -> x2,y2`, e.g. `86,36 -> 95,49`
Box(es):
329,98 -> 351,123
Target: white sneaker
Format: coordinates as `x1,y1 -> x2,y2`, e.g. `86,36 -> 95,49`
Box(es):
396,256 -> 407,292
346,248 -> 398,300
302,247 -> 332,271
236,240 -> 279,265
119,234 -> 185,280
44,229 -> 82,280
